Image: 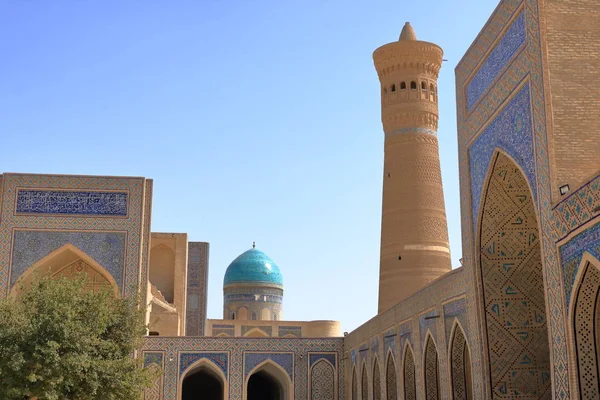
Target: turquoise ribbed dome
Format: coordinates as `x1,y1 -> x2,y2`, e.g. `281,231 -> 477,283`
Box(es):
223,248 -> 283,286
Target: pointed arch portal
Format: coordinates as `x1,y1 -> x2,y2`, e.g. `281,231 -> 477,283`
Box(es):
478,152 -> 551,398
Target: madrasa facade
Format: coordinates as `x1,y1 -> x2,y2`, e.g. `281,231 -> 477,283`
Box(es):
2,0 -> 600,398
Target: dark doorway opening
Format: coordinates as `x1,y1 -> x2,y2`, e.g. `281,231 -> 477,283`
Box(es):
247,371 -> 282,400
182,368 -> 223,400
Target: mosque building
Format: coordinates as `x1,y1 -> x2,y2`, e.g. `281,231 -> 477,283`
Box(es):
1,0 -> 600,398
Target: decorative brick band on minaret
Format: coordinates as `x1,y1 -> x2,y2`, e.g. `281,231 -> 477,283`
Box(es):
374,23 -> 451,314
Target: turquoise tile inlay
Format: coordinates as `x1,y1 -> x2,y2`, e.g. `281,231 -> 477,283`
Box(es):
223,248 -> 283,286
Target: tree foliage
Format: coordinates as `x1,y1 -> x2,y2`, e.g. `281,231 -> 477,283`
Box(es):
0,276 -> 157,400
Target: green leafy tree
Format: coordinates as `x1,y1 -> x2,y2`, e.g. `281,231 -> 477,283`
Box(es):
0,276 -> 157,400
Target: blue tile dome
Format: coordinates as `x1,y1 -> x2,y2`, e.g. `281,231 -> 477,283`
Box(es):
223,247 -> 283,287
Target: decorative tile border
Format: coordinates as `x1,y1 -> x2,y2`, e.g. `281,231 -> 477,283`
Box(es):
241,325 -> 272,336
179,352 -> 229,378
279,326 -> 302,337
309,352 -> 337,368
185,242 -> 209,336
552,175 -> 600,241
466,10 -> 526,110
16,189 -> 128,217
385,127 -> 437,137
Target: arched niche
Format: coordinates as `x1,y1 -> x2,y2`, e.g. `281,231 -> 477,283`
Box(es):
385,350 -> 397,400
244,360 -> 292,400
149,244 -> 175,304
373,355 -> 381,400
402,343 -> 416,400
238,307 -> 249,321
310,358 -> 335,400
361,361 -> 368,400
351,365 -> 358,400
449,320 -> 473,400
423,334 -> 440,400
569,253 -> 600,399
178,358 -> 227,400
11,243 -> 119,297
244,328 -> 269,338
477,151 -> 551,397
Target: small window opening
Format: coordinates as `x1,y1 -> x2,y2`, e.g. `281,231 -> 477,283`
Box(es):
421,81 -> 427,90
251,312 -> 257,320
391,84 -> 396,92
410,81 -> 417,90
398,255 -> 402,260
400,82 -> 406,90
273,314 -> 278,321
430,84 -> 436,94
387,173 -> 391,178
231,312 -> 236,320
149,331 -> 160,336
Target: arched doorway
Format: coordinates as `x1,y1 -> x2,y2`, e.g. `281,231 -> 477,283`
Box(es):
571,257 -> 600,399
450,322 -> 473,399
478,152 -> 551,398
245,361 -> 291,400
181,366 -> 224,400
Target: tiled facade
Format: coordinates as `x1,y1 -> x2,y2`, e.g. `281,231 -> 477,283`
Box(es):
3,0 -> 600,398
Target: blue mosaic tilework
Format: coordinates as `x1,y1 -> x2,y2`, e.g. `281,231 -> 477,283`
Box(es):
385,127 -> 437,136
351,349 -> 357,364
16,189 -> 128,216
466,11 -> 526,110
560,222 -> 600,306
241,325 -> 272,336
279,326 -> 302,337
144,352 -> 164,368
443,298 -> 466,318
179,352 -> 228,378
399,321 -> 412,338
225,294 -> 283,304
244,352 -> 294,379
309,353 -> 336,368
443,298 -> 468,347
383,329 -> 396,356
370,337 -> 379,354
469,82 -> 535,232
224,248 -> 283,286
552,175 -> 600,241
419,310 -> 439,345
11,230 -> 126,289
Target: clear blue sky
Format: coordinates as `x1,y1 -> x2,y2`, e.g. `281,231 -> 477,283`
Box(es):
1,0 -> 499,332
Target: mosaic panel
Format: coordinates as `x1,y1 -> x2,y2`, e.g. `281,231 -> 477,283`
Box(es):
456,0 -> 572,395
11,230 -> 126,290
143,351 -> 165,400
185,242 -> 209,336
466,11 -> 526,110
559,222 -> 600,307
572,263 -> 600,398
280,326 -> 303,337
383,329 -> 395,357
310,353 -> 337,368
144,352 -> 164,368
552,175 -> 600,241
450,327 -> 470,400
419,310 -> 438,345
16,189 -> 128,216
0,174 -> 150,300
370,337 -> 379,355
352,367 -> 357,400
225,293 -> 283,303
212,324 -> 235,337
469,83 -> 535,233
179,352 -> 228,378
241,325 -> 272,336
403,347 -> 416,400
385,354 -> 397,400
479,153 -> 551,398
244,352 -> 294,379
443,298 -> 468,346
311,359 -> 335,400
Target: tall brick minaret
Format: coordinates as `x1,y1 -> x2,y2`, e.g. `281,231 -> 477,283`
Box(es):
373,23 -> 451,313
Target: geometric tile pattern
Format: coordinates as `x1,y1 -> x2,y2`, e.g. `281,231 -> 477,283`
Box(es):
142,337 -> 343,400
361,363 -> 368,400
444,298 -> 468,347
559,222 -> 600,307
450,326 -> 470,400
456,0 -> 574,395
311,359 -> 335,400
469,83 -> 536,233
10,230 -> 126,289
185,242 -> 209,336
0,174 -> 152,301
385,353 -> 397,400
352,367 -> 357,400
16,189 -> 128,216
244,352 -> 293,378
403,347 -> 416,400
143,351 -> 165,400
424,337 -> 440,400
373,358 -> 381,400
478,153 -> 551,399
179,352 -> 228,378
552,176 -> 600,241
572,263 -> 600,399
466,11 -> 526,110
309,353 -> 337,368
242,326 -> 272,337
280,326 -> 303,338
